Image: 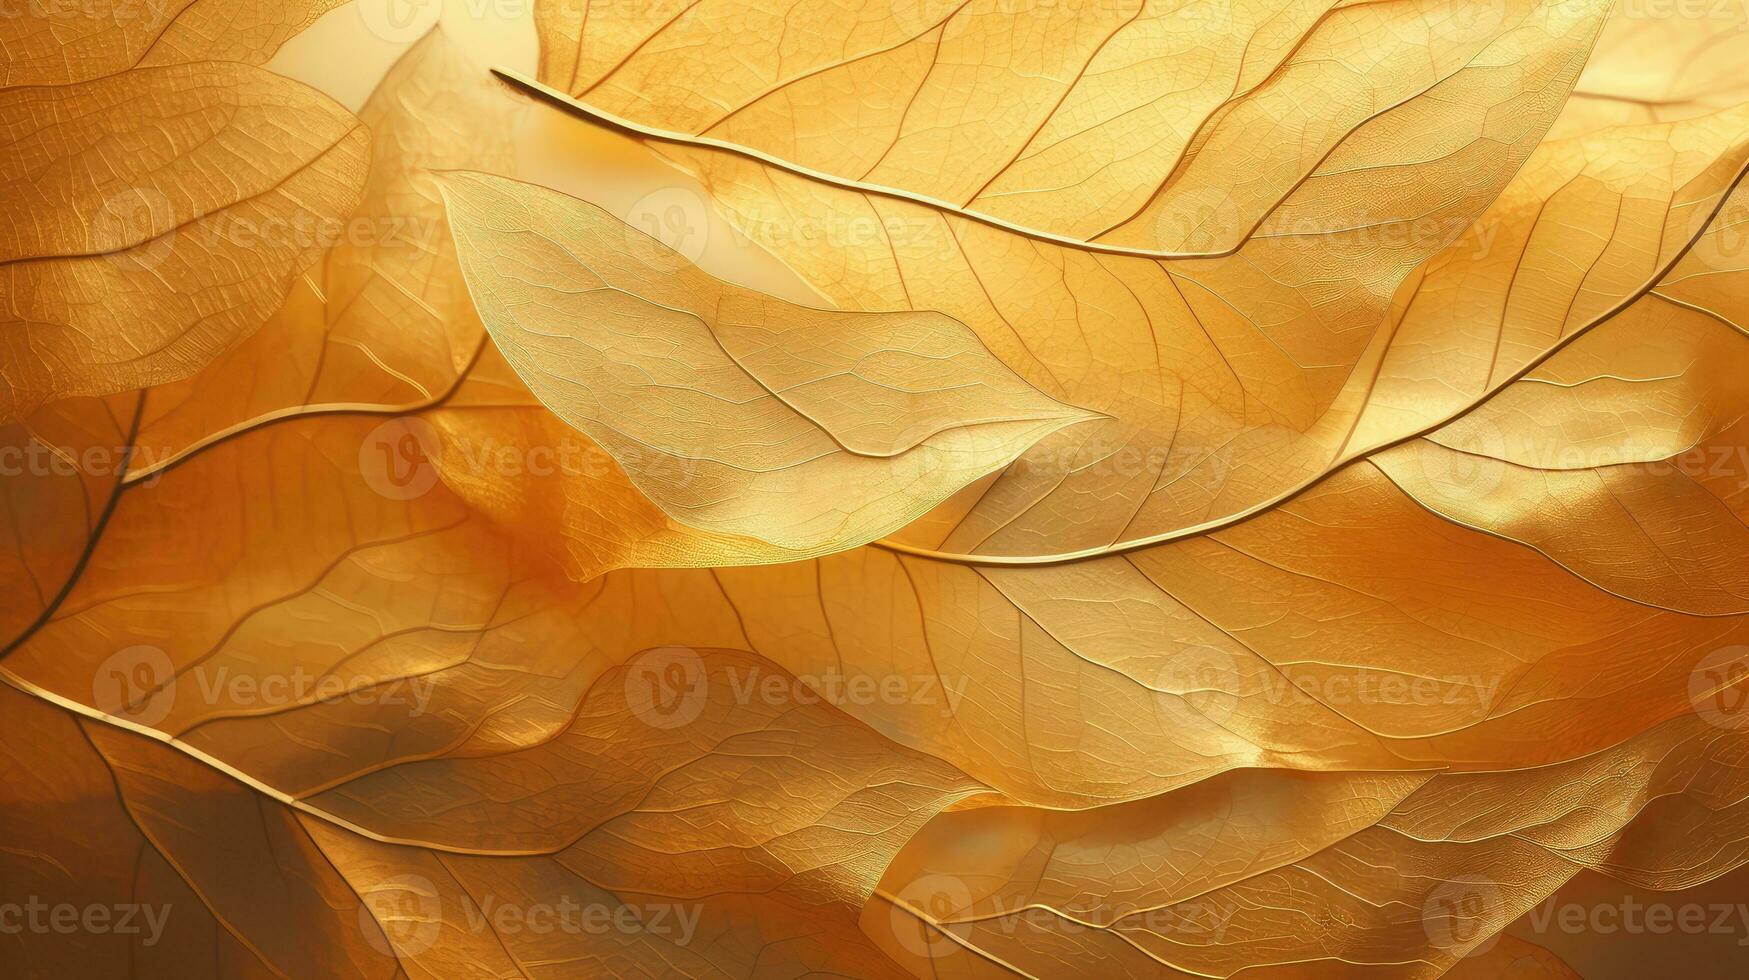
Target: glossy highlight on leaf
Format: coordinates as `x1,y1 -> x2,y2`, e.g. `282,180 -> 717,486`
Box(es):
440,170 -> 1095,555
6,1 -> 1749,977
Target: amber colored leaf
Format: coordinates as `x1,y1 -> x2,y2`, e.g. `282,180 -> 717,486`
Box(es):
132,28 -> 519,472
606,98 -> 1749,566
1377,295 -> 1749,615
0,59 -> 369,422
8,3 -> 1749,977
0,397 -> 979,975
0,683 -> 397,977
0,0 -> 347,88
12,388 -> 1746,823
1345,107 -> 1749,455
530,0 -> 1607,253
0,675 -> 937,978
1550,0 -> 1749,139
440,170 -> 1094,554
0,393 -> 138,649
865,710 -> 1745,977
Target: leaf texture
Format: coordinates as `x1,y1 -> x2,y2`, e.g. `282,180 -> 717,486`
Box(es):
614,92 -> 1749,566
5,1 -> 1749,976
0,0 -> 348,87
441,170 -> 1094,555
1,53 -> 368,421
532,0 -> 1608,253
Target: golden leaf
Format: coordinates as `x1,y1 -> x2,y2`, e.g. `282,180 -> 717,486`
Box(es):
860,711 -> 1745,975
0,677 -> 941,977
0,393 -> 138,648
0,683 -> 397,976
6,1 -> 1749,975
1377,297 -> 1749,614
132,28 -> 519,471
530,0 -> 1607,253
440,170 -> 1095,554
564,94 -> 1749,567
0,1 -> 368,422
0,0 -> 348,87
1551,0 -> 1749,139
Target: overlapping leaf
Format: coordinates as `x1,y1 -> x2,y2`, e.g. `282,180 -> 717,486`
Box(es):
441,170 -> 1094,556
1551,0 -> 1749,138
0,1 -> 369,422
6,1 -> 1749,976
533,0 -> 1606,253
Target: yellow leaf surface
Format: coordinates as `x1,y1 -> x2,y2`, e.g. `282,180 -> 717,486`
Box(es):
0,683 -> 397,977
532,0 -> 1606,253
440,170 -> 1095,554
0,0 -> 348,87
0,59 -> 368,421
0,676 -> 939,978
5,3 -> 1749,976
132,28 -> 519,471
1550,0 -> 1749,139
600,100 -> 1749,565
1377,298 -> 1749,615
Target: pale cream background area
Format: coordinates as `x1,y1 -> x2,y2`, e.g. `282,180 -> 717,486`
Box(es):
267,0 -> 819,304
